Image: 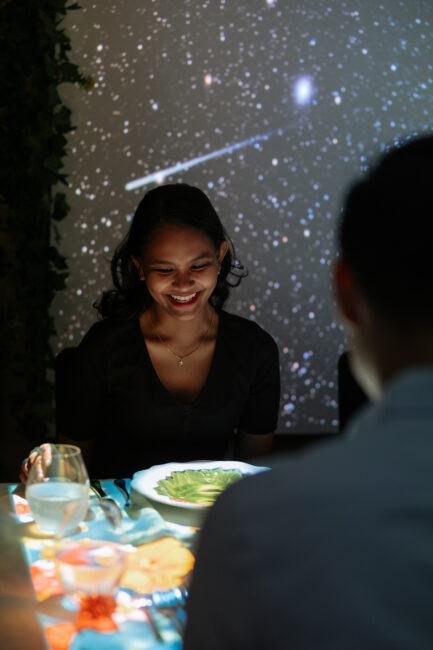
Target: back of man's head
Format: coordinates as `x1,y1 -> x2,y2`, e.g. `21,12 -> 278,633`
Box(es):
338,134 -> 433,328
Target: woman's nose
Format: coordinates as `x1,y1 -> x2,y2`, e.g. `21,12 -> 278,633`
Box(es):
172,271 -> 194,288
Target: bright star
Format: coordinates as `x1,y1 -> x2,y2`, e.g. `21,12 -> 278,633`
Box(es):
294,76 -> 314,106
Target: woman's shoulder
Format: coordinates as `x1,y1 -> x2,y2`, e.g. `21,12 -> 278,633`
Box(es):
219,310 -> 277,348
77,316 -> 140,353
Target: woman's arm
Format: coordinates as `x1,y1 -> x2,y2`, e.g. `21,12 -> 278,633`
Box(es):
234,325 -> 280,459
235,430 -> 274,460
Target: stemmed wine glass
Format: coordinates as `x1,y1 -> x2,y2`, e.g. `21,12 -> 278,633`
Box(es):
25,444 -> 90,537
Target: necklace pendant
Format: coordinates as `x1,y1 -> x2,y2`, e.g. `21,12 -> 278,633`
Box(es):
177,358 -> 184,367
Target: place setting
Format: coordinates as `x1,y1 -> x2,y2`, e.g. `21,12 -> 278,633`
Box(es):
7,445 -> 267,649
9,445 -> 193,648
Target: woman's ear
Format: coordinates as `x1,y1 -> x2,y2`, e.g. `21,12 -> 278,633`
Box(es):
217,241 -> 229,265
132,256 -> 145,281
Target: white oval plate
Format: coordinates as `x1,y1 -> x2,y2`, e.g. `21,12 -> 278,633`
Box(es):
131,460 -> 268,510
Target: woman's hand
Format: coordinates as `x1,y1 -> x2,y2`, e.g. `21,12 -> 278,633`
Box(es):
19,443 -> 53,484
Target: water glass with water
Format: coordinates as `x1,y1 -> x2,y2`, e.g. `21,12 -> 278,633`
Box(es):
25,444 -> 89,536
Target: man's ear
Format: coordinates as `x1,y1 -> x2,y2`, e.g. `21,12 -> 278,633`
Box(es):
334,258 -> 360,325
217,240 -> 229,265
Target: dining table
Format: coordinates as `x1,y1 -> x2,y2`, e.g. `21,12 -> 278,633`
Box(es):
0,477 -> 200,650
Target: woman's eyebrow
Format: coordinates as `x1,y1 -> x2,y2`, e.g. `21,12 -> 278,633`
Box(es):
190,253 -> 213,262
150,253 -> 212,265
149,259 -> 173,265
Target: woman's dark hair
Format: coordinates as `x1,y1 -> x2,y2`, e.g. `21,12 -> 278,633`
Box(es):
95,183 -> 247,319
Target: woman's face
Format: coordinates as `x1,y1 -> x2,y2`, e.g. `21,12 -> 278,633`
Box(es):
134,223 -> 228,320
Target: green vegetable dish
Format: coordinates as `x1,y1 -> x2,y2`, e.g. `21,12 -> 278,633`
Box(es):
155,468 -> 244,506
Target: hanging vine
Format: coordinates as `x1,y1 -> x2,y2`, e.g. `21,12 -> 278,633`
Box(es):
0,0 -> 92,474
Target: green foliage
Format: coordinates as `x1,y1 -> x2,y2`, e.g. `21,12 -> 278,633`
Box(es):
0,1 -> 92,467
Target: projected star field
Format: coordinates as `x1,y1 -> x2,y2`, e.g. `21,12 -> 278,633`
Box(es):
55,0 -> 433,433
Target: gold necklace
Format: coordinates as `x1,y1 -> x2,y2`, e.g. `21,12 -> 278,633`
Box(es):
152,310 -> 214,367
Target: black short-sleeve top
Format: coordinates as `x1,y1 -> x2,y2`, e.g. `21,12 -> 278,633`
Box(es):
57,310 -> 280,478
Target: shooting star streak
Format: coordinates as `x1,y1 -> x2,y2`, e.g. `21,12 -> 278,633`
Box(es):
125,126 -> 289,191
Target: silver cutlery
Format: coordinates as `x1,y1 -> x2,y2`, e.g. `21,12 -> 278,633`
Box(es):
114,477 -> 131,507
90,479 -> 123,529
133,597 -> 165,642
134,585 -> 188,640
152,586 -> 187,636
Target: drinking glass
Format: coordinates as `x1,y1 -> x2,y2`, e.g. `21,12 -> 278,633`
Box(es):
54,540 -> 125,632
25,444 -> 89,536
54,540 -> 126,596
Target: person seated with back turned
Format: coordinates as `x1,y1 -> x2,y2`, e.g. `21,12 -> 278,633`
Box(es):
20,183 -> 280,481
183,134 -> 433,650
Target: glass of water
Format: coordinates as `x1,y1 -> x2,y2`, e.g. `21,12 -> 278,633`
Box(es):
25,444 -> 89,536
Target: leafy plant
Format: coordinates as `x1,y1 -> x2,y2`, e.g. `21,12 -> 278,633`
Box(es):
0,0 -> 92,479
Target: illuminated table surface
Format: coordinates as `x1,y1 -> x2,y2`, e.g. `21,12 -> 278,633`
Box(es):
0,481 -> 198,650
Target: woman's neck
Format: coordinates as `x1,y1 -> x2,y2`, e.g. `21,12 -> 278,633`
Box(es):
144,303 -> 217,345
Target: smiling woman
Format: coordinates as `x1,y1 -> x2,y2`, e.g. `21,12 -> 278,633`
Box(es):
21,184 -> 281,480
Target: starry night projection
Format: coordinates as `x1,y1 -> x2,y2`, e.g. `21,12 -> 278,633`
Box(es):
53,0 -> 433,433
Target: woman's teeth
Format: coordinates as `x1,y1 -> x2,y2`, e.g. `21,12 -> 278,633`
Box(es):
170,292 -> 197,302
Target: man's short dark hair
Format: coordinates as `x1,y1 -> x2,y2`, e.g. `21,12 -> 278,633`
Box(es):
338,134 -> 433,327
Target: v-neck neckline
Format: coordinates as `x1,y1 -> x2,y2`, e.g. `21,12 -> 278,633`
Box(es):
136,311 -> 222,406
